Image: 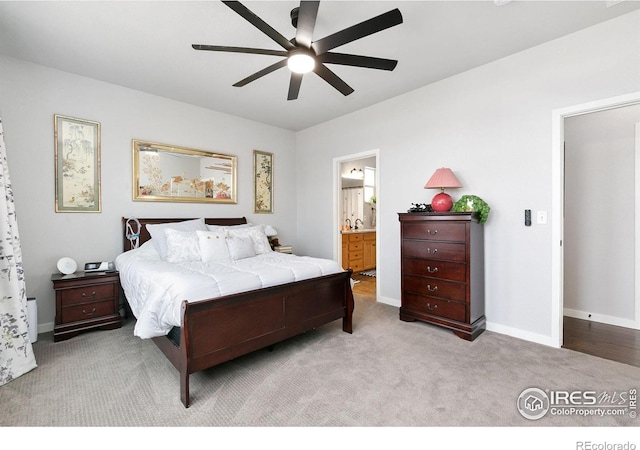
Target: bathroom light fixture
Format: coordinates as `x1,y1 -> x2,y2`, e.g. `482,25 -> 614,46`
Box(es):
287,50 -> 315,74
350,168 -> 364,179
424,168 -> 462,212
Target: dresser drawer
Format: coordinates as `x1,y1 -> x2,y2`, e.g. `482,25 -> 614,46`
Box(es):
61,299 -> 116,324
403,258 -> 466,282
59,283 -> 116,306
402,222 -> 466,242
402,240 -> 466,262
402,292 -> 466,322
403,274 -> 466,302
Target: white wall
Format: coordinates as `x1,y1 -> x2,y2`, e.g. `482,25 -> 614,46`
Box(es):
295,11 -> 640,344
0,55 -> 297,332
564,105 -> 640,325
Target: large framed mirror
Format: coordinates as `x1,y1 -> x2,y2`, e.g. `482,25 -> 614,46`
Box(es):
132,140 -> 237,203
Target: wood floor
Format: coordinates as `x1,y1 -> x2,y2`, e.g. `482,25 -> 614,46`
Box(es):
563,316 -> 640,367
352,273 -> 376,299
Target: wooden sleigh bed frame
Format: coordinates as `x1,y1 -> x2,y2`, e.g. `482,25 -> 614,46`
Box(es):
121,217 -> 354,408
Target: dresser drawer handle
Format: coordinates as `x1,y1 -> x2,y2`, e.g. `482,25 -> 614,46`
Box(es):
427,248 -> 438,254
81,291 -> 97,298
426,303 -> 438,311
426,229 -> 438,235
427,284 -> 438,292
82,308 -> 97,316
426,266 -> 438,273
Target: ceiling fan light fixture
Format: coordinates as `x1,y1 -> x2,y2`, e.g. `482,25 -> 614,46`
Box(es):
287,52 -> 315,74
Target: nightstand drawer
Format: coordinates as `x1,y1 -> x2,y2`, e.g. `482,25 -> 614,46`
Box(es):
402,258 -> 466,282
61,299 -> 116,323
59,284 -> 116,306
403,292 -> 466,322
403,274 -> 466,302
402,222 -> 466,242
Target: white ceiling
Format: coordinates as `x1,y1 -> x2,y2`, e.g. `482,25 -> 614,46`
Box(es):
1,1 -> 639,131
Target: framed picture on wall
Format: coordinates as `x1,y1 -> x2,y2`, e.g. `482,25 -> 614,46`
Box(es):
54,114 -> 101,213
254,150 -> 273,213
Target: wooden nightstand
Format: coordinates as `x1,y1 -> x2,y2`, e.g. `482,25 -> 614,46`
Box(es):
52,271 -> 122,342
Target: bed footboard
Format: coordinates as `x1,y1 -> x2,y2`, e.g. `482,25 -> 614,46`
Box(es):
154,269 -> 354,408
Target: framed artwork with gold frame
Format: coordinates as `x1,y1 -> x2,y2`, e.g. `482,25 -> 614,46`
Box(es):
54,114 -> 101,213
254,150 -> 273,213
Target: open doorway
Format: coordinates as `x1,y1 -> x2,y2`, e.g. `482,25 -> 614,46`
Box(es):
562,104 -> 640,367
334,150 -> 379,300
551,92 -> 640,364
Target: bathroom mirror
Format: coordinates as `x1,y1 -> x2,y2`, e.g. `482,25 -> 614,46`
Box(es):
132,140 -> 237,203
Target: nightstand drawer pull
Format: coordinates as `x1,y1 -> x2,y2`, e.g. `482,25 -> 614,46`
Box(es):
81,291 -> 97,298
426,303 -> 438,311
426,229 -> 438,235
426,266 -> 438,273
82,307 -> 97,316
427,248 -> 438,254
427,284 -> 438,292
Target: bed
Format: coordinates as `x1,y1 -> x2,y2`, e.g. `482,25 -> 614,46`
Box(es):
117,217 -> 354,408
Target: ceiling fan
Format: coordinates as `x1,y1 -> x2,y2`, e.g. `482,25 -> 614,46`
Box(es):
192,1 -> 403,100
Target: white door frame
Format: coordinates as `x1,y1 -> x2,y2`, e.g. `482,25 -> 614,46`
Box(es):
551,91 -> 640,348
333,149 -> 380,299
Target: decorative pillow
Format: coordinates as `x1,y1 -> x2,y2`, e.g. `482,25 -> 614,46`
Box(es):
146,218 -> 207,260
164,228 -> 201,263
196,230 -> 231,262
227,225 -> 272,255
226,236 -> 256,260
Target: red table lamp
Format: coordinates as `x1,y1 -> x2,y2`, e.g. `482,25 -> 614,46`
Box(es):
424,168 -> 462,212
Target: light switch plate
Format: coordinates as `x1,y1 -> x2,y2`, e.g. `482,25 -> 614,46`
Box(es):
537,211 -> 547,224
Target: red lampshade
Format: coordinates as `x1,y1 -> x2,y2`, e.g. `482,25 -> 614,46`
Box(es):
424,168 -> 462,212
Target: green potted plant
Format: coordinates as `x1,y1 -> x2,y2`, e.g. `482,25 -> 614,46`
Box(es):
452,195 -> 490,223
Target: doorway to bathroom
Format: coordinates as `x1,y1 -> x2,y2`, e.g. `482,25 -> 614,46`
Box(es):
334,150 -> 378,300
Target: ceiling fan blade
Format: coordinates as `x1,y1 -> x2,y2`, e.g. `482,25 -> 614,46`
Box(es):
192,44 -> 287,57
312,8 -> 403,55
233,59 -> 288,87
222,1 -> 295,51
288,72 -> 304,100
313,64 -> 354,96
295,1 -> 320,49
319,52 -> 398,71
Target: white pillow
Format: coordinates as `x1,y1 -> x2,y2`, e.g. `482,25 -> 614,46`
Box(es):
146,218 -> 207,260
196,230 -> 231,262
227,236 -> 256,260
227,225 -> 272,255
206,223 -> 251,232
164,228 -> 201,263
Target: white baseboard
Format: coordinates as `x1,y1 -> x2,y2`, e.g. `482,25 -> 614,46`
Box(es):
377,295 -> 400,308
38,322 -> 54,334
486,321 -> 556,347
563,308 -> 639,330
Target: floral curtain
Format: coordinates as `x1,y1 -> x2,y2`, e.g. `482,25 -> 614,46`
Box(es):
0,115 -> 37,386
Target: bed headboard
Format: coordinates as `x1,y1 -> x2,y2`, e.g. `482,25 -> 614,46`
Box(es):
121,217 -> 248,252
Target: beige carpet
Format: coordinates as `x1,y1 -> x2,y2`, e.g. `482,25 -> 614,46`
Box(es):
1,295 -> 639,429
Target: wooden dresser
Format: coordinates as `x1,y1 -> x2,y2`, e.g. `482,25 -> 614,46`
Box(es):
398,212 -> 485,341
52,271 -> 122,342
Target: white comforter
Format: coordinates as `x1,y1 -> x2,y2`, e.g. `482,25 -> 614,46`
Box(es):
115,241 -> 344,339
